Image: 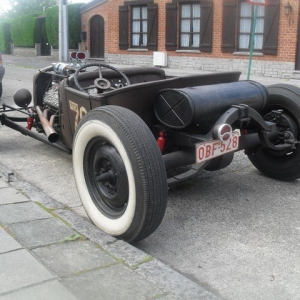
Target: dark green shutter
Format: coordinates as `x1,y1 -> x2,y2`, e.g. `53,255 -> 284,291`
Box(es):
119,5 -> 129,50
200,0 -> 213,52
263,0 -> 280,55
165,3 -> 177,51
221,0 -> 237,53
147,3 -> 158,50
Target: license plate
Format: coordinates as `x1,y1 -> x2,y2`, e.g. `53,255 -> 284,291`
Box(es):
196,131 -> 240,164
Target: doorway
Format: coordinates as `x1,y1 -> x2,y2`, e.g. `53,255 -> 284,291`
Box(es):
90,15 -> 105,58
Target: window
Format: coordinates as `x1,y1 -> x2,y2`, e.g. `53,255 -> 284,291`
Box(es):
119,1 -> 158,50
132,6 -> 148,47
222,0 -> 280,55
180,4 -> 201,49
166,0 -> 212,52
238,1 -> 265,51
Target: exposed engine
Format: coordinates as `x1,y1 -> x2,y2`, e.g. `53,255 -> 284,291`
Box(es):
43,52 -> 86,110
10,52 -> 87,143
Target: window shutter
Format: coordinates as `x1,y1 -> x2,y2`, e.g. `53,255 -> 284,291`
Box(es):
263,0 -> 280,55
221,0 -> 237,53
165,3 -> 177,51
147,3 -> 158,50
119,5 -> 129,50
200,0 -> 213,52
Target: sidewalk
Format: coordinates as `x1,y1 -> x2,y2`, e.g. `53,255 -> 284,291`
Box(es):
0,163 -> 218,300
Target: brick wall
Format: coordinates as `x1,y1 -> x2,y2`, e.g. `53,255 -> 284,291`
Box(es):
81,0 -> 300,78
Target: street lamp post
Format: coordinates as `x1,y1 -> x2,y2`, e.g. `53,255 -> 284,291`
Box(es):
246,0 -> 268,80
59,0 -> 69,62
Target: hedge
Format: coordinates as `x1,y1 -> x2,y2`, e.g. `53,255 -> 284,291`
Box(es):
0,22 -> 11,53
11,13 -> 42,47
0,3 -> 83,51
46,3 -> 82,49
45,6 -> 58,49
68,4 -> 82,49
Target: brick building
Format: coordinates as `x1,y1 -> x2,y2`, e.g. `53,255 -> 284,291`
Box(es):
80,0 -> 300,78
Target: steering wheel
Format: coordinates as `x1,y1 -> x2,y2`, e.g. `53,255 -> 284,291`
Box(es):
74,63 -> 131,93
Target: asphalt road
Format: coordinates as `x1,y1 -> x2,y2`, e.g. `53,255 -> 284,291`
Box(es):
1,61 -> 300,300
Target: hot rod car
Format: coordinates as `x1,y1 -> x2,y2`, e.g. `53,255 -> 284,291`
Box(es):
1,52 -> 300,243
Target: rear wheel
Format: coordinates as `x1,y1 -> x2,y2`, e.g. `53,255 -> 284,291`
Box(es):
73,106 -> 168,242
247,84 -> 300,181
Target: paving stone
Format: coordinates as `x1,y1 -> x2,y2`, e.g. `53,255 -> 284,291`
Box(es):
7,218 -> 77,248
104,240 -> 151,268
70,205 -> 89,220
0,249 -> 55,294
32,240 -> 116,277
0,178 -> 8,188
61,264 -> 164,300
0,202 -> 50,225
10,180 -> 65,210
0,164 -> 16,182
0,187 -> 29,205
0,227 -> 22,254
157,294 -> 182,300
0,280 -> 78,300
136,259 -> 219,300
54,209 -> 116,245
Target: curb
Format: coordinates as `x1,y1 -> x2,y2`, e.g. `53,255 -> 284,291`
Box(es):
0,162 -> 219,300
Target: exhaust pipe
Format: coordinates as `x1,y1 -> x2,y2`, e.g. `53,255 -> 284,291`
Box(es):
163,149 -> 195,169
35,106 -> 59,143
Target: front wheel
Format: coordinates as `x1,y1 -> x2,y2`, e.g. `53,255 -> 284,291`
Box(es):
247,84 -> 300,181
73,106 -> 168,242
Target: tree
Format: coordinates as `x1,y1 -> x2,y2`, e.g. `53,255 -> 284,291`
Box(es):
1,0 -> 57,18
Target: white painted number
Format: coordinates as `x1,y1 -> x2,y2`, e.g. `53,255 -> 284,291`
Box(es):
69,100 -> 87,128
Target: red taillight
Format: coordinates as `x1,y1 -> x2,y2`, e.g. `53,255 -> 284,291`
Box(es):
77,52 -> 86,60
70,52 -> 77,59
241,129 -> 249,135
157,132 -> 166,153
26,116 -> 34,130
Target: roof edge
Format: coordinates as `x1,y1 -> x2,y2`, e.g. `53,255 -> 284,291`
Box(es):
80,0 -> 108,13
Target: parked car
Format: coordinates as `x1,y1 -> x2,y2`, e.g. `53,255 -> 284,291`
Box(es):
1,52 -> 300,243
0,52 -> 5,97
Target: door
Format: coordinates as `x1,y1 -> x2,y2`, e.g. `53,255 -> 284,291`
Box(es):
90,15 -> 105,58
41,35 -> 51,56
38,17 -> 51,56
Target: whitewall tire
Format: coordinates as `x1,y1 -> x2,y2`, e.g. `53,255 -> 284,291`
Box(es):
73,106 -> 168,242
